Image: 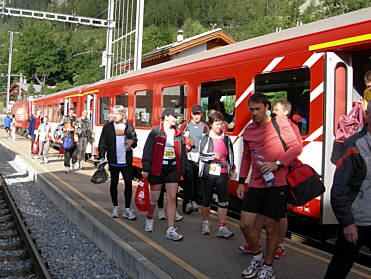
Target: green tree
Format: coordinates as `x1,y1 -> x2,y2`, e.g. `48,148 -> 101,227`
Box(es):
181,18 -> 207,39
142,24 -> 175,53
12,21 -> 67,86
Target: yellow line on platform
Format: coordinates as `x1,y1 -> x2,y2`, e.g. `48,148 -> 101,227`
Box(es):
31,159 -> 210,279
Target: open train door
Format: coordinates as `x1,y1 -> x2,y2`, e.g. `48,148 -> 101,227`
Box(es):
322,52 -> 353,224
84,91 -> 98,156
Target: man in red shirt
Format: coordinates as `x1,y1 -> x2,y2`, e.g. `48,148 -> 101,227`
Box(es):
237,93 -> 301,279
238,98 -> 303,259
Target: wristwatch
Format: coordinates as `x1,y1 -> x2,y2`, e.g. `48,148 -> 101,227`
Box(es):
275,160 -> 282,168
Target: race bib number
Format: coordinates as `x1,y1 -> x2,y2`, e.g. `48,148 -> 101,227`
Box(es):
209,163 -> 221,176
163,146 -> 176,159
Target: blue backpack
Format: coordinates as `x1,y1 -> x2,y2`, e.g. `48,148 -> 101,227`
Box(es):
62,134 -> 73,149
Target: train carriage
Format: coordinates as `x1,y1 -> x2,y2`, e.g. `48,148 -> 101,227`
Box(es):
12,7 -> 371,225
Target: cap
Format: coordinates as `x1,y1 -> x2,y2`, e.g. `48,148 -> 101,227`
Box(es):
191,104 -> 202,114
161,108 -> 180,118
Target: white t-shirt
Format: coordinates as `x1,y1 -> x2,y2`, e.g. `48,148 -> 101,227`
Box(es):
114,123 -> 126,164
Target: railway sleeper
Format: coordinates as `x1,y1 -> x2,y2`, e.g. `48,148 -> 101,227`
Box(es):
0,258 -> 35,277
0,249 -> 27,261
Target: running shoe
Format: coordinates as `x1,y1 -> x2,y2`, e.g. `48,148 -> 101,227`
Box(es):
165,228 -> 183,241
122,208 -> 136,220
158,209 -> 166,220
238,243 -> 262,254
201,221 -> 210,235
64,167 -> 70,173
182,202 -> 193,214
39,159 -> 44,164
44,158 -> 48,163
241,255 -> 264,278
257,264 -> 275,279
274,244 -> 286,259
72,162 -> 79,171
175,211 -> 183,221
144,218 -> 154,232
217,226 -> 233,239
111,207 -> 119,218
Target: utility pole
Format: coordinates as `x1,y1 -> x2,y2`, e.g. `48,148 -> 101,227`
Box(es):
105,0 -> 115,79
134,0 -> 144,71
18,72 -> 22,100
6,31 -> 22,113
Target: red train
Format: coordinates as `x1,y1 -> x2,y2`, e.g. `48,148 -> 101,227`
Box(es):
12,8 -> 371,224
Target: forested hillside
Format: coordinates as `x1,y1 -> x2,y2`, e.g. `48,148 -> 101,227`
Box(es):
0,0 -> 370,108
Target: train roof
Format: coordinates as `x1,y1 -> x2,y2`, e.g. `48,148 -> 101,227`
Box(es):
90,7 -> 370,88
18,84 -> 88,103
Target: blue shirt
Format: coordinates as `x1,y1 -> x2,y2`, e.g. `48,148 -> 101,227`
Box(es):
4,117 -> 11,128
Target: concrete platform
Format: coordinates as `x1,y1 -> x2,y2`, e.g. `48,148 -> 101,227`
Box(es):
0,130 -> 370,279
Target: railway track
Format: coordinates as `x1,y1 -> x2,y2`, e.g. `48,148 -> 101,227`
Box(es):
0,174 -> 51,278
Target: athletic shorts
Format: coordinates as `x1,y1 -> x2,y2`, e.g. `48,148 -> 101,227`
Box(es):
5,127 -> 10,132
148,164 -> 179,185
241,186 -> 288,219
202,173 -> 228,208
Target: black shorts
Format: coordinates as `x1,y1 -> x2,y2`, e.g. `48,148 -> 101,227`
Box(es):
241,186 -> 288,219
202,174 -> 229,208
5,127 -> 10,132
148,164 -> 179,185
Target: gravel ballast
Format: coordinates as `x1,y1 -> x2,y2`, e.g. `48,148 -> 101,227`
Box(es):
0,155 -> 129,279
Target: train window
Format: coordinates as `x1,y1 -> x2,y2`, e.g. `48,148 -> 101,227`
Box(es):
334,63 -> 347,136
60,103 -> 64,118
135,90 -> 152,127
43,106 -> 47,118
99,96 -> 110,125
53,104 -> 58,121
163,85 -> 187,125
200,78 -> 236,131
48,105 -> 52,121
255,68 -> 310,136
116,94 -> 128,108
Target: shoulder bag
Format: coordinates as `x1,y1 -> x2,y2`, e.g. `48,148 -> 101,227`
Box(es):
271,117 -> 325,206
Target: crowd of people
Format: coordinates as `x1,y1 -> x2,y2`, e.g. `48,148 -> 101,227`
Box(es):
25,108 -> 94,169
4,70 -> 370,279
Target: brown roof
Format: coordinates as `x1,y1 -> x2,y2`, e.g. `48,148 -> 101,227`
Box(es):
141,28 -> 236,67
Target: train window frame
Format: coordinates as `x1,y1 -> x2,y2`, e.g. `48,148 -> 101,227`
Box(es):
200,78 -> 236,132
43,105 -> 47,118
333,63 -> 347,137
255,67 -> 310,136
48,104 -> 52,121
135,90 -> 153,128
99,96 -> 110,125
162,85 -> 187,125
53,104 -> 58,122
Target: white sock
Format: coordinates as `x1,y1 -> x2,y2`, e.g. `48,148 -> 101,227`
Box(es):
253,252 -> 263,261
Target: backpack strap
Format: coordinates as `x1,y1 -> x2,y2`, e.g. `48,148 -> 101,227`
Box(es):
271,117 -> 287,152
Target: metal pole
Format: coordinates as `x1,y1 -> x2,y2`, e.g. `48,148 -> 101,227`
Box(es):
105,0 -> 115,79
6,31 -> 13,113
134,0 -> 144,71
18,72 -> 22,100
